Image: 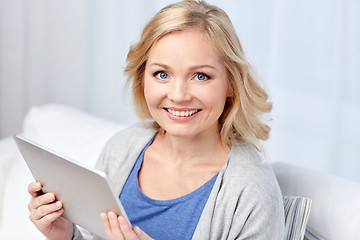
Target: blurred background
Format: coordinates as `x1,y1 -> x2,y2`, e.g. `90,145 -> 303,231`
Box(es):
0,0 -> 359,181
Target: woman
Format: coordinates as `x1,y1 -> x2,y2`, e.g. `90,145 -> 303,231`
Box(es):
27,1 -> 284,239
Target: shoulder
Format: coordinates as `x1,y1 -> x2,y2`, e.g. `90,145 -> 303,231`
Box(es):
101,123 -> 156,155
96,123 -> 156,176
225,140 -> 280,197
217,140 -> 285,238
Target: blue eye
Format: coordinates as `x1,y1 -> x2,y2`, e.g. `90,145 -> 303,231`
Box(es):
196,73 -> 209,81
155,71 -> 168,79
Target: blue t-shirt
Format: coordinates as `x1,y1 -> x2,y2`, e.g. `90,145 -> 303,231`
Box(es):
119,139 -> 218,240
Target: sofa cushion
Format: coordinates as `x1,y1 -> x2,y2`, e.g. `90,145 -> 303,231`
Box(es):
284,196 -> 312,240
273,161 -> 360,239
0,104 -> 125,239
22,104 -> 126,166
0,137 -> 18,232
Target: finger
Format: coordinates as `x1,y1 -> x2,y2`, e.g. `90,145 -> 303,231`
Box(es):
134,226 -> 143,237
101,212 -> 124,240
28,182 -> 43,197
100,213 -> 111,234
29,192 -> 56,210
119,216 -> 137,240
37,208 -> 64,226
108,212 -> 123,236
30,201 -> 63,221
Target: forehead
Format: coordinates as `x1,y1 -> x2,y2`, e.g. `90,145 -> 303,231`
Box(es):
147,28 -> 220,65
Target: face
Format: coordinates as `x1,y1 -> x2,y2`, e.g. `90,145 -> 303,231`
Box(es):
144,28 -> 230,139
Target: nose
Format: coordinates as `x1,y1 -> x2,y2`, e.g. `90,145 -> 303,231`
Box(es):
167,79 -> 191,103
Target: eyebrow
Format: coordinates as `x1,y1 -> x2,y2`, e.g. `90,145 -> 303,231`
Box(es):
149,63 -> 217,71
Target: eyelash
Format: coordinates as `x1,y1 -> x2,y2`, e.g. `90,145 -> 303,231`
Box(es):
153,71 -> 168,80
152,71 -> 211,81
195,72 -> 210,81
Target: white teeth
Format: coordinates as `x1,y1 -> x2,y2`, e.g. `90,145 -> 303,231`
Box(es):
167,109 -> 199,117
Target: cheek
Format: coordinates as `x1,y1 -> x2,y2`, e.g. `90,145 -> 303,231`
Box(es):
144,78 -> 161,109
201,84 -> 228,110
143,81 -> 153,107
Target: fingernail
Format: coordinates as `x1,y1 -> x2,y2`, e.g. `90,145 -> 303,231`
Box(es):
118,216 -> 126,225
109,212 -> 117,220
47,194 -> 54,201
55,201 -> 62,208
134,226 -> 142,236
100,213 -> 107,222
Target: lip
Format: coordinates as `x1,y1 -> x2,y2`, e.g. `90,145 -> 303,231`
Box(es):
163,107 -> 201,122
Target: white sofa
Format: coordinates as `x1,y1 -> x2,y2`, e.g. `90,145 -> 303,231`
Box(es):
0,104 -> 359,239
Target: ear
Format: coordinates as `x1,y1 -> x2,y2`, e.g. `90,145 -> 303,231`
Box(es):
226,85 -> 234,97
225,75 -> 234,97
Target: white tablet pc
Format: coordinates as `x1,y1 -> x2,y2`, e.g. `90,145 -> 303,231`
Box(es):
13,134 -> 130,239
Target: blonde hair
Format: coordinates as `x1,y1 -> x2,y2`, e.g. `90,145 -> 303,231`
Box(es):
125,0 -> 272,151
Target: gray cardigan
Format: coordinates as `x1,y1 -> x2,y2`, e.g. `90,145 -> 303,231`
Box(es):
74,124 -> 285,240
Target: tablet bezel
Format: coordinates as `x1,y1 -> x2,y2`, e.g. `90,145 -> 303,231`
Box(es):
14,134 -> 130,239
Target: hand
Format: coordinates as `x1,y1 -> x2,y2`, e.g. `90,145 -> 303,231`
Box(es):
100,211 -> 153,240
27,182 -> 73,240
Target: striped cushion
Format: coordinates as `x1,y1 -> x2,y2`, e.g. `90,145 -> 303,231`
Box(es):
304,228 -> 325,240
284,196 -> 312,240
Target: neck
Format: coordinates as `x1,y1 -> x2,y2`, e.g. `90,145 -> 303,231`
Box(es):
155,127 -> 228,165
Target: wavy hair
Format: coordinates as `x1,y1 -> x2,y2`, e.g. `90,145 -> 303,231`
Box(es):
125,0 -> 272,151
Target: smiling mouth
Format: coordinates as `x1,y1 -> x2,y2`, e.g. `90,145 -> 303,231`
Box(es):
165,108 -> 201,117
